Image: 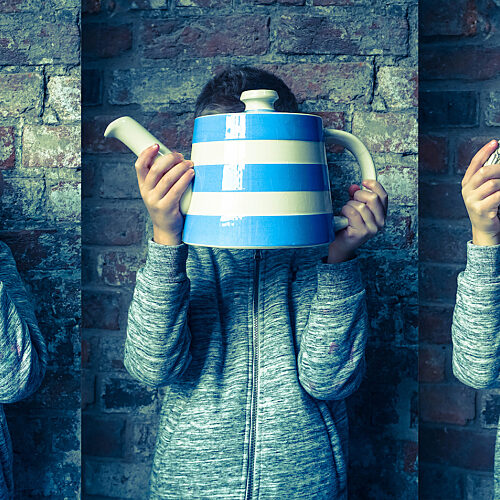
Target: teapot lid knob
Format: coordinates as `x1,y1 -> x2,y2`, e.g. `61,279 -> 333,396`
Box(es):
240,89 -> 278,112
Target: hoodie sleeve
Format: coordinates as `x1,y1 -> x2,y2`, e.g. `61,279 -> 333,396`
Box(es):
294,252 -> 369,401
0,241 -> 47,404
452,241 -> 500,390
124,240 -> 192,388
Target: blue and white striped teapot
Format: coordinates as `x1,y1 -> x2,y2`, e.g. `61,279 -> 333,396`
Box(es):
104,89 -> 376,248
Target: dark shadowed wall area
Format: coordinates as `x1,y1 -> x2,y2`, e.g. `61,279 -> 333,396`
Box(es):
82,1 -> 417,498
419,1 -> 500,499
0,0 -> 81,498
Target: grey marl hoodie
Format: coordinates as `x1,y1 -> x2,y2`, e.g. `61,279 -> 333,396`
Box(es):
452,241 -> 500,499
0,241 -> 47,499
125,241 -> 369,499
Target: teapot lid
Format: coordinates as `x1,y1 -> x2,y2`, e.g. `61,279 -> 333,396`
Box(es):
240,89 -> 278,112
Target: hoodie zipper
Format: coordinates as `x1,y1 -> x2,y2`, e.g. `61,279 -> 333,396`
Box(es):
245,249 -> 262,500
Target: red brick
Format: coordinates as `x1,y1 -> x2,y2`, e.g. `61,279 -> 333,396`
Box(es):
100,376 -> 157,412
82,115 -> 130,154
83,23 -> 132,59
419,345 -> 446,383
420,0 -> 480,37
419,181 -> 467,219
352,112 -> 418,154
420,263 -> 461,304
98,161 -> 141,200
83,415 -> 125,458
0,72 -> 43,118
420,384 -> 476,424
311,112 -> 345,153
146,112 -> 195,157
82,0 -> 101,13
141,17 -> 270,59
0,0 -> 38,12
96,250 -> 144,286
420,426 -> 495,471
82,204 -> 145,246
419,135 -> 448,174
419,219 -> 469,264
82,290 -> 121,330
420,306 -> 453,344
22,125 -> 80,168
421,46 -> 500,81
276,13 -> 408,56
261,63 -> 373,104
0,14 -> 80,65
0,127 -> 15,168
456,135 -> 494,174
0,229 -> 80,271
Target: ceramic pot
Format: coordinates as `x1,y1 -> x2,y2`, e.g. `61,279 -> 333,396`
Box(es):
104,89 -> 377,248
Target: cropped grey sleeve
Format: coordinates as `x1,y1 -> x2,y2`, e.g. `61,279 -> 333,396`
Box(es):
124,241 -> 192,387
296,256 -> 369,401
0,241 -> 47,403
452,242 -> 500,389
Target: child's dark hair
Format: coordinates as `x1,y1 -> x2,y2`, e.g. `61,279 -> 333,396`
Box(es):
194,66 -> 299,118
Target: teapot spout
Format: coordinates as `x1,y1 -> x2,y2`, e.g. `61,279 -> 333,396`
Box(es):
104,116 -> 172,157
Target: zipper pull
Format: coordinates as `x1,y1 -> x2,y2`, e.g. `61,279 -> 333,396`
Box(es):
254,249 -> 262,261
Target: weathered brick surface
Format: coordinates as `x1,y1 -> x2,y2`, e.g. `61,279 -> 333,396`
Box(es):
0,11 -> 80,65
142,17 -> 270,58
0,127 -> 15,169
83,1 -> 417,497
22,125 -> 80,168
0,72 -> 43,118
419,1 -> 500,497
0,1 -> 81,497
276,11 -> 408,55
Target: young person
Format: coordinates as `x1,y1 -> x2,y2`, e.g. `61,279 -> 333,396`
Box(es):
124,67 -> 388,498
452,140 -> 500,497
0,173 -> 47,499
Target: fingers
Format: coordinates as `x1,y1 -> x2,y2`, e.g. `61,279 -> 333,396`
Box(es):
161,168 -> 195,208
462,140 -> 499,186
342,200 -> 378,234
153,159 -> 194,203
362,179 -> 389,214
135,144 -> 160,187
353,187 -> 386,227
143,151 -> 185,192
465,163 -> 500,192
469,190 -> 500,219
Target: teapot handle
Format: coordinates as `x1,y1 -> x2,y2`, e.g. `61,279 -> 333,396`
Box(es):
104,116 -> 193,214
323,128 -> 377,232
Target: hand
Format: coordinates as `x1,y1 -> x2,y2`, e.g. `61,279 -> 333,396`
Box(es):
461,140 -> 500,246
328,180 -> 388,263
135,144 -> 195,246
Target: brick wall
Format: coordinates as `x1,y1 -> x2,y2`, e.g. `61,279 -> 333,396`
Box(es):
419,1 -> 500,498
0,0 -> 81,498
82,1 -> 418,498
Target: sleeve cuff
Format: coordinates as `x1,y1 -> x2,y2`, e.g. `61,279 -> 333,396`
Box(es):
316,258 -> 364,300
465,241 -> 500,275
141,239 -> 189,283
